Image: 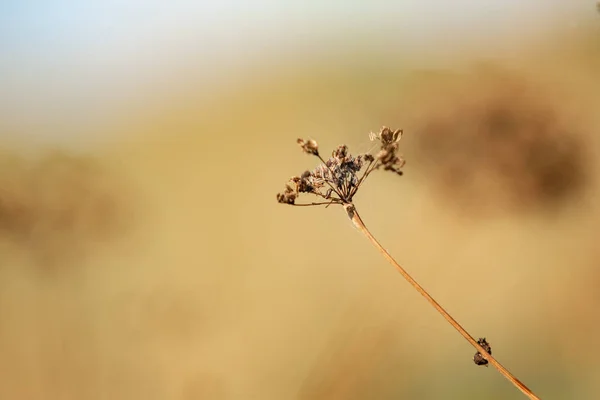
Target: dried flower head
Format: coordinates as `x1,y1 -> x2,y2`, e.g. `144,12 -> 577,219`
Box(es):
370,127 -> 405,176
276,128 -> 542,400
473,338 -> 492,367
277,126 -> 405,206
297,138 -> 319,156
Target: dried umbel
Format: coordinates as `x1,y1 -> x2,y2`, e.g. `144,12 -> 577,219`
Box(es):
276,126 -> 541,400
277,126 -> 405,206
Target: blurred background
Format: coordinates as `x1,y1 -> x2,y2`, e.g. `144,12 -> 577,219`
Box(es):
1,1 -> 599,399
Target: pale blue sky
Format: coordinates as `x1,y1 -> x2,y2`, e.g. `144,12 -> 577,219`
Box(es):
0,1 -> 589,140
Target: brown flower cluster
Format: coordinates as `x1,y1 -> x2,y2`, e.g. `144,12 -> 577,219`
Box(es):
370,127 -> 405,175
277,127 -> 405,206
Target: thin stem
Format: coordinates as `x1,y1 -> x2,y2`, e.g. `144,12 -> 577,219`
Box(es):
343,203 -> 541,400
316,154 -> 346,201
311,191 -> 337,202
349,158 -> 377,199
290,201 -> 341,207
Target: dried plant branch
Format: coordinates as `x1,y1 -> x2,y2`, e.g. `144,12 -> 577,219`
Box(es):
344,203 -> 541,400
276,127 -> 542,399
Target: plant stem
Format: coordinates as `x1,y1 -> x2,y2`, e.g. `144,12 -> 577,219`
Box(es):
343,203 -> 541,400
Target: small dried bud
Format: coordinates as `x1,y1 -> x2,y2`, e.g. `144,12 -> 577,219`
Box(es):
376,149 -> 390,163
473,338 -> 492,367
369,126 -> 403,145
276,191 -> 296,204
369,126 -> 406,176
297,138 -> 319,156
298,176 -> 314,193
380,126 -> 403,145
276,178 -> 302,204
332,145 -> 348,160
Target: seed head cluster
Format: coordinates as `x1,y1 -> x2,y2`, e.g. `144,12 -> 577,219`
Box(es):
277,126 -> 405,206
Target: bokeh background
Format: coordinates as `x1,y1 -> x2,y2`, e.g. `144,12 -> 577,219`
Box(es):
1,1 -> 599,399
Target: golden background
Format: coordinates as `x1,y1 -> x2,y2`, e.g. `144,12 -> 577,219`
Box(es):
0,13 -> 599,400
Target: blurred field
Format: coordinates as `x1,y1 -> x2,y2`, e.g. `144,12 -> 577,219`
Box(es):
1,19 -> 600,400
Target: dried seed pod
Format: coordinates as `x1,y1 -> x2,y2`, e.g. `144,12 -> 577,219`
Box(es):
297,138 -> 319,156
473,338 -> 492,367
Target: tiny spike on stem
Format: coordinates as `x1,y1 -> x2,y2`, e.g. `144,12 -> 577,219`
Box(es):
343,202 -> 542,400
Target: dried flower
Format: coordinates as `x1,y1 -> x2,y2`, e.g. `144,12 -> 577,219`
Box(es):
371,126 -> 405,176
473,338 -> 492,366
277,127 -> 406,206
276,127 -> 542,400
297,138 -> 319,156
369,126 -> 403,145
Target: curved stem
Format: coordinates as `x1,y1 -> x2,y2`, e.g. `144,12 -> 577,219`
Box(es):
343,203 -> 541,400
